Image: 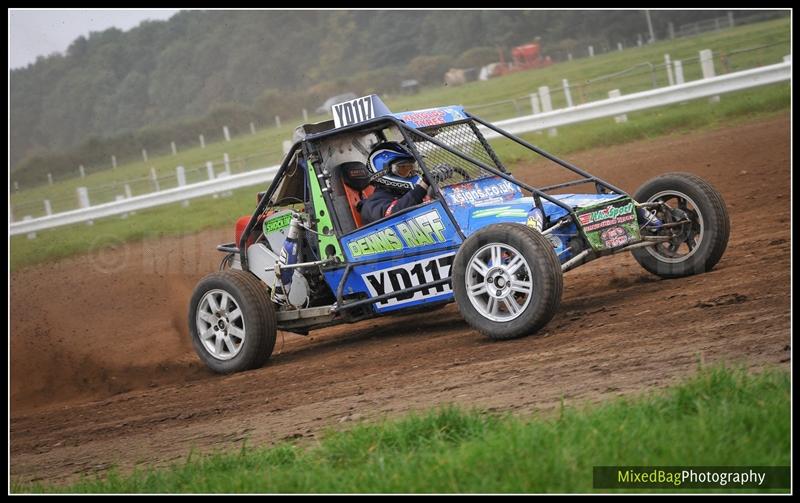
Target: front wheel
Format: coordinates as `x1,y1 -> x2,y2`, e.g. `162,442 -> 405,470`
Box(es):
452,223 -> 563,340
188,269 -> 277,374
632,172 -> 730,278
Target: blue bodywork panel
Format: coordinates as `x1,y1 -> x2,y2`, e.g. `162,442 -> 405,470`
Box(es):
326,175 -> 627,313
325,248 -> 457,314
327,202 -> 461,313
339,201 -> 461,263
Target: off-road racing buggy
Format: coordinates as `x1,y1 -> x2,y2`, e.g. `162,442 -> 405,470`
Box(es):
189,95 -> 730,374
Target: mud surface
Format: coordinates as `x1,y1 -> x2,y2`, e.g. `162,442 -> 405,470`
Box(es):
10,115 -> 791,485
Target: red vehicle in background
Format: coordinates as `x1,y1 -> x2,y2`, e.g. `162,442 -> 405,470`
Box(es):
492,42 -> 553,77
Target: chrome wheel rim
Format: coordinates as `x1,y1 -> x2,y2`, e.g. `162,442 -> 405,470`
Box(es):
466,243 -> 533,322
645,190 -> 705,264
196,289 -> 246,361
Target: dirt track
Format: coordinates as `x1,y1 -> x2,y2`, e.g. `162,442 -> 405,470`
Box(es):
10,115 -> 791,485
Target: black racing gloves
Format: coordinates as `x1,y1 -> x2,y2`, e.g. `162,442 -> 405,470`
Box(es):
422,164 -> 455,186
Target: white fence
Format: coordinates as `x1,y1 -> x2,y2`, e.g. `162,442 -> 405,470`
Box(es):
10,167 -> 280,235
8,60 -> 790,237
480,61 -> 789,138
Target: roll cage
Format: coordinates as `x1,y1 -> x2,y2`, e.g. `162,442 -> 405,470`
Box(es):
235,112 -> 633,273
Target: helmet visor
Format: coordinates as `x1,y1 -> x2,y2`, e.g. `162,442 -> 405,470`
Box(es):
391,159 -> 417,178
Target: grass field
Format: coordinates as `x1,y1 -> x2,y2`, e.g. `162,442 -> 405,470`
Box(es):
13,365 -> 790,494
9,17 -> 789,217
9,80 -> 789,272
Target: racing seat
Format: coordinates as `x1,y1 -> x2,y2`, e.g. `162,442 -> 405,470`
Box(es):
329,161 -> 375,233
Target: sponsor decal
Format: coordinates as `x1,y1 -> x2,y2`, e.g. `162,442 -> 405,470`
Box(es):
264,213 -> 292,234
395,210 -> 447,248
583,213 -> 636,232
396,106 -> 466,127
362,253 -> 455,308
577,199 -> 640,251
398,109 -> 447,127
348,228 -> 404,258
600,226 -> 630,248
578,202 -> 636,232
446,179 -> 519,206
348,209 -> 448,258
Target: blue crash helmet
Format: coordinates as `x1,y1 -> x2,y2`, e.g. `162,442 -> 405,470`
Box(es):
367,142 -> 421,192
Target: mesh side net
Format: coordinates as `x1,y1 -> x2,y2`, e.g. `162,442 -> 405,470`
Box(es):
406,121 -> 505,188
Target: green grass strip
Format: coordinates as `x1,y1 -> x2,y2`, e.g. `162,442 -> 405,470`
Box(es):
15,365 -> 790,494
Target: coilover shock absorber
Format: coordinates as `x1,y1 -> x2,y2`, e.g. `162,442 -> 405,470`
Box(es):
273,212 -> 305,304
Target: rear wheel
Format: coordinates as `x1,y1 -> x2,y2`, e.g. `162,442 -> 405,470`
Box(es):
632,172 -> 730,278
453,223 -> 562,340
188,269 -> 277,374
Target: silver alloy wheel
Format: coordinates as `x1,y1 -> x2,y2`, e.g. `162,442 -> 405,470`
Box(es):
195,289 -> 246,361
645,190 -> 705,264
465,243 -> 533,322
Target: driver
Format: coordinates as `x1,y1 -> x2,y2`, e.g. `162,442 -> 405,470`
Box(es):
359,141 -> 453,224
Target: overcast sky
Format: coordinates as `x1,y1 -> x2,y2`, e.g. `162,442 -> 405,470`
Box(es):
9,9 -> 181,70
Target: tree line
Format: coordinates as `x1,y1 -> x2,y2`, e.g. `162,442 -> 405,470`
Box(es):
10,10 -> 776,187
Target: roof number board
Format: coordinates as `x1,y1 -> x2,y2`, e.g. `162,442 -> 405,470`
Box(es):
332,96 -> 375,128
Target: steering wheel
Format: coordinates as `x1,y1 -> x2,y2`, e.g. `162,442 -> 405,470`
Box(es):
433,164 -> 472,182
